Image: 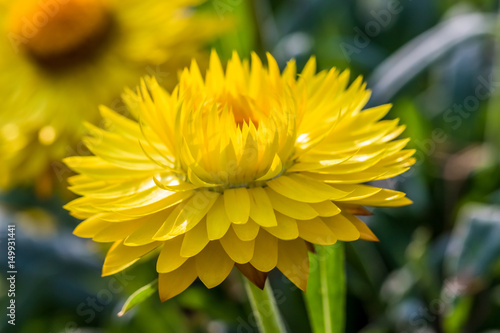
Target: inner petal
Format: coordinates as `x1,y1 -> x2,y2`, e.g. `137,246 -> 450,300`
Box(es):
219,92 -> 259,128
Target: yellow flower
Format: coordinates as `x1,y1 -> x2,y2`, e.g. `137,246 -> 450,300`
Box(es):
0,0 -> 224,195
64,51 -> 415,301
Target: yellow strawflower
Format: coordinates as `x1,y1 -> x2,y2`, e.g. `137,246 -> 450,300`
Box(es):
0,0 -> 224,195
65,51 -> 415,301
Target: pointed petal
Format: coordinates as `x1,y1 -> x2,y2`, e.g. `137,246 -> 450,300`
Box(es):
124,211 -> 171,246
103,241 -> 160,276
322,215 -> 360,241
267,174 -> 348,203
297,217 -> 337,245
156,236 -> 186,273
154,191 -> 218,240
277,239 -> 309,291
93,218 -> 146,242
236,263 -> 268,289
336,203 -> 372,216
158,259 -> 197,301
309,201 -> 341,217
342,213 -> 379,241
248,187 -> 277,227
74,215 -> 109,238
169,190 -> 219,237
180,219 -> 210,257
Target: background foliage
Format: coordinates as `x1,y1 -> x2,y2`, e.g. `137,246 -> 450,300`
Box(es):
2,0 -> 500,332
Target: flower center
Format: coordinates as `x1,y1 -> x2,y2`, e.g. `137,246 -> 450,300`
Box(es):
8,0 -> 111,69
219,92 -> 260,128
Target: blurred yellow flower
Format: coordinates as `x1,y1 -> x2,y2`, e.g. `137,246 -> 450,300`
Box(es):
64,51 -> 415,301
0,0 -> 225,195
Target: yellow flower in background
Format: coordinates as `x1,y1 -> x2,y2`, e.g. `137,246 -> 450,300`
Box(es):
64,51 -> 415,301
0,0 -> 225,195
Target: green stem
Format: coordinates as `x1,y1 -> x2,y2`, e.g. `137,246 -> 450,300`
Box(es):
305,243 -> 345,333
243,278 -> 287,333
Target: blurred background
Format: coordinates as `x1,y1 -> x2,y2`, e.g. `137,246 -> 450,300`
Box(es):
2,0 -> 500,332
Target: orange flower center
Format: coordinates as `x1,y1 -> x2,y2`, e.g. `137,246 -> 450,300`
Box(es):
8,0 -> 111,69
217,92 -> 260,128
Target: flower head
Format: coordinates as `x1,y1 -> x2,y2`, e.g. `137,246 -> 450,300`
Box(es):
65,51 -> 415,301
0,0 -> 225,194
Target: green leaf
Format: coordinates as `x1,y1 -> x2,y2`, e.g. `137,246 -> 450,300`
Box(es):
368,13 -> 495,105
118,279 -> 158,317
443,296 -> 473,333
243,278 -> 287,333
304,243 -> 345,333
445,203 -> 500,280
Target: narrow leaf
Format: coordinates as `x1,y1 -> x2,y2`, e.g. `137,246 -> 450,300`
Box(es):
368,13 -> 495,105
118,279 -> 158,317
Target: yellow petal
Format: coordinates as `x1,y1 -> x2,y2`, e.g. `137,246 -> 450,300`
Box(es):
297,217 -> 337,245
196,242 -> 234,288
64,156 -> 153,179
300,55 -> 317,81
332,184 -> 382,201
250,230 -> 278,272
153,202 -> 187,240
169,190 -> 219,236
99,106 -> 142,138
153,174 -> 199,192
277,239 -> 309,291
69,176 -> 154,198
103,241 -> 160,276
248,187 -> 277,227
220,227 -> 255,263
99,211 -> 147,222
346,189 -> 407,206
265,188 -> 318,220
309,201 -> 341,217
180,219 -> 209,257
255,154 -> 283,181
232,220 -> 260,241
264,212 -> 299,240
112,190 -> 194,217
206,196 -> 232,240
323,215 -> 360,241
336,203 -> 372,216
124,211 -> 172,246
154,191 -> 219,240
93,218 -> 147,242
207,49 -> 225,87
224,188 -> 250,224
343,213 -> 379,241
302,169 -> 392,184
267,174 -> 348,203
73,214 -> 109,238
156,236 -> 186,273
358,196 -> 413,207
159,259 -> 197,302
